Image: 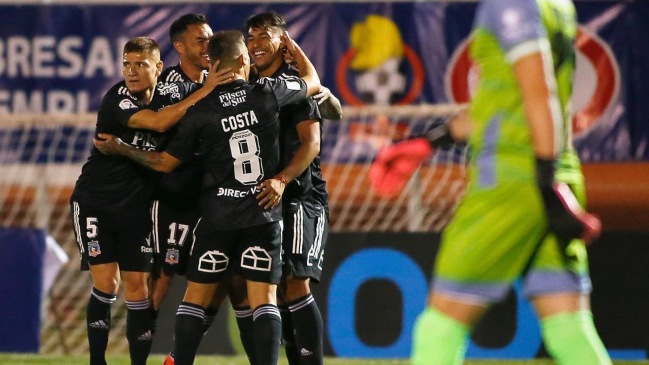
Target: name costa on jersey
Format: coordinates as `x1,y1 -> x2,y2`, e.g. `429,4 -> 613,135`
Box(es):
221,110 -> 259,132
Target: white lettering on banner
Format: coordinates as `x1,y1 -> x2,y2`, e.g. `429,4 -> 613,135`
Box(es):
0,36 -> 128,78
0,89 -> 89,113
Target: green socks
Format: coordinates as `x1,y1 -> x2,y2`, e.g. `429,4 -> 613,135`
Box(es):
411,307 -> 469,365
541,310 -> 612,365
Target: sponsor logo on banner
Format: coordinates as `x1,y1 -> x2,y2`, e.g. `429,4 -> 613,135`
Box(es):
335,15 -> 424,106
445,27 -> 620,136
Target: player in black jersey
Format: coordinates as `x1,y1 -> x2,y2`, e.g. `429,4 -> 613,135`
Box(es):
153,15 -> 234,365
240,12 -> 342,365
93,30 -> 321,365
69,36 -> 222,365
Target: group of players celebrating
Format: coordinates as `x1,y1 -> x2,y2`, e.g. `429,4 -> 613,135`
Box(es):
70,11 -> 341,365
71,1 -> 614,364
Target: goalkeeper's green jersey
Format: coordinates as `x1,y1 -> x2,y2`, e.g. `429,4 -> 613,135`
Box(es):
467,0 -> 581,187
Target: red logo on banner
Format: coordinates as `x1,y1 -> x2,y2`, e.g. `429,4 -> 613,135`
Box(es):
336,45 -> 425,106
445,27 -> 620,136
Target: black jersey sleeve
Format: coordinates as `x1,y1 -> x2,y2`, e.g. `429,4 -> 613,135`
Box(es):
256,77 -> 308,109
96,86 -> 142,134
280,97 -> 322,129
164,108 -> 202,162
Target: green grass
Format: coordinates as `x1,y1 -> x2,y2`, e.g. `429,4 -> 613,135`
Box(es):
0,354 -> 647,365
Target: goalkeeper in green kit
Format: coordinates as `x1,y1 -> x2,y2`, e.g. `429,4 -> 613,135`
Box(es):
369,0 -> 612,364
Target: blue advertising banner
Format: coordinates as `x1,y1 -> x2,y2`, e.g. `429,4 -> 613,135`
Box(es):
0,2 -> 646,160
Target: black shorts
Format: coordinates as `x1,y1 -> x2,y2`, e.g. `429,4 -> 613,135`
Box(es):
70,200 -> 153,272
151,199 -> 201,277
282,204 -> 328,282
185,220 -> 283,285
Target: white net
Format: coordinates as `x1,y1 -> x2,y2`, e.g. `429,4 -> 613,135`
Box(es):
1,104 -> 467,353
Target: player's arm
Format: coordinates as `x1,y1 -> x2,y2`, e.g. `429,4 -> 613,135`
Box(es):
312,86 -> 343,121
513,48 -> 600,243
513,51 -> 558,160
93,133 -> 181,173
282,33 -> 320,96
277,120 -> 320,185
126,61 -> 232,132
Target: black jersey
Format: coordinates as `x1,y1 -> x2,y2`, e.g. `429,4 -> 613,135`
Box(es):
71,80 -> 198,213
155,65 -> 205,208
165,77 -> 308,230
252,63 -> 329,216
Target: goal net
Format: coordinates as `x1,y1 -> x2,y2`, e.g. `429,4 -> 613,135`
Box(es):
0,104 -> 467,354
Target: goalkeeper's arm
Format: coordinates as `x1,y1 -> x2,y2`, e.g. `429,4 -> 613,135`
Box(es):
513,48 -> 600,243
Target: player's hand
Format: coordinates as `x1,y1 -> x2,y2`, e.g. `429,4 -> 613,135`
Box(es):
536,159 -> 601,244
93,133 -> 124,155
256,178 -> 286,210
281,32 -> 303,62
312,86 -> 333,105
204,60 -> 234,88
368,138 -> 432,198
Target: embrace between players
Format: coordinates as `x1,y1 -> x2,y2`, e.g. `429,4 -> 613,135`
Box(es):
71,11 -> 341,365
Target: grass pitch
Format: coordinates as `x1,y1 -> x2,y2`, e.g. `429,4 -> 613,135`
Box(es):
0,354 -> 647,365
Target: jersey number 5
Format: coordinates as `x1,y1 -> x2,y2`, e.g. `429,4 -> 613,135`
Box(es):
229,129 -> 264,185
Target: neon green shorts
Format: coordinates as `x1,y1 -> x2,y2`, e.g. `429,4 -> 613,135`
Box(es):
432,180 -> 591,303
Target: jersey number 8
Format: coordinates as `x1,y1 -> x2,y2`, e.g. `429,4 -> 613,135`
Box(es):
229,129 -> 264,185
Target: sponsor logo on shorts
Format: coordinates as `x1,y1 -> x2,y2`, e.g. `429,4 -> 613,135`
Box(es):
165,249 -> 180,265
241,246 -> 272,272
198,250 -> 229,273
88,241 -> 101,257
141,246 -> 153,253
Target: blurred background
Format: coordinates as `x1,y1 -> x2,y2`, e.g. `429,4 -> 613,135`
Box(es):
1,0 -> 648,361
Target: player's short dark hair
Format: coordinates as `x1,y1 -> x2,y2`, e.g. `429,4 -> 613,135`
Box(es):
123,36 -> 160,56
245,11 -> 286,33
208,30 -> 246,67
170,13 -> 208,42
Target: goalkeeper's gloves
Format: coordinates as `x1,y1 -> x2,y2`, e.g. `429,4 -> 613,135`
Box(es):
536,158 -> 601,244
369,124 -> 453,198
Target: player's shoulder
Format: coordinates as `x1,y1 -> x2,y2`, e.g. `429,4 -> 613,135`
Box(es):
100,81 -> 139,111
477,0 -> 541,27
160,65 -> 187,83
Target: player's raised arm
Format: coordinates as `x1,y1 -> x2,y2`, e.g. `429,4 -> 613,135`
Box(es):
94,133 -> 181,173
282,32 -> 320,96
127,61 -> 232,133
